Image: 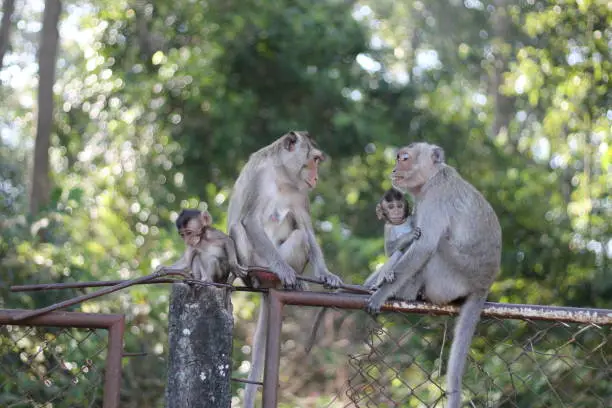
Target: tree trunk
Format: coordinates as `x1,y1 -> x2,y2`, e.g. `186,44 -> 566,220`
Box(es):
0,0 -> 16,71
30,0 -> 61,215
489,0 -> 514,142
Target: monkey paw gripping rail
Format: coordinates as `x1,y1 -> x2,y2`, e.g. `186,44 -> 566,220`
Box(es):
6,269 -> 612,407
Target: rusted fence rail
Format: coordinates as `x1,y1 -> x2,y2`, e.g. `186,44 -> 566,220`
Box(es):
261,290 -> 612,408
0,309 -> 125,408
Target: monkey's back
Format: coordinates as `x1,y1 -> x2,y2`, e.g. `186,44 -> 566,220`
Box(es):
422,165 -> 502,284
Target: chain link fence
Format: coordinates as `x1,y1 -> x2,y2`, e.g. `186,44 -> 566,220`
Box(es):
340,313 -> 611,408
0,310 -> 125,408
263,291 -> 612,408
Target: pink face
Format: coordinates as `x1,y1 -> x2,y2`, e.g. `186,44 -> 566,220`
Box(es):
391,147 -> 417,190
304,152 -> 323,189
383,200 -> 406,225
179,213 -> 209,246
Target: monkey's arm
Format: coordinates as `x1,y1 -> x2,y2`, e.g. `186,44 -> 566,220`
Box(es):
306,227 -> 342,288
155,249 -> 194,274
366,202 -> 446,314
387,227 -> 422,254
223,235 -> 246,279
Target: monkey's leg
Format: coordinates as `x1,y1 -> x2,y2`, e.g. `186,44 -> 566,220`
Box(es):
363,269 -> 383,289
421,255 -> 470,305
375,251 -> 403,286
365,265 -> 422,314
199,257 -> 225,283
230,224 -> 256,266
244,295 -> 269,408
394,273 -> 423,302
279,229 -> 309,290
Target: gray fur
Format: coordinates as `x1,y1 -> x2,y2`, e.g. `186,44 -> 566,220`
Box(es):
227,132 -> 342,408
366,142 -> 501,408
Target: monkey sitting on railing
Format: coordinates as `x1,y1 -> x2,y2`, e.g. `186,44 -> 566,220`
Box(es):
155,209 -> 244,285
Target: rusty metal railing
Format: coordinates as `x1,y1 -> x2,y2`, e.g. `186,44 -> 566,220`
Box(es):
260,290 -> 612,407
0,309 -> 125,408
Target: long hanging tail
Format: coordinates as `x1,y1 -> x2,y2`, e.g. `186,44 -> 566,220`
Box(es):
243,296 -> 268,408
446,294 -> 486,408
305,307 -> 327,354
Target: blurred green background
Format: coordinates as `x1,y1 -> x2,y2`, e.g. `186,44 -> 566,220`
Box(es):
0,0 -> 609,406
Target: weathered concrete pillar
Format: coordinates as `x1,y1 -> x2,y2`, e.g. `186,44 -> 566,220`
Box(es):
165,283 -> 233,408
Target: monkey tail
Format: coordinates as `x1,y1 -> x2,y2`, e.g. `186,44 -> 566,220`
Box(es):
445,294 -> 486,408
244,296 -> 268,408
304,307 -> 327,355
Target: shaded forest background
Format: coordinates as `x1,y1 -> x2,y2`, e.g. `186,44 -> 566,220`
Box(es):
0,0 -> 609,406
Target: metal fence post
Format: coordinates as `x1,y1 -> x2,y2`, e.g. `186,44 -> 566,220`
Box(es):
262,289 -> 284,408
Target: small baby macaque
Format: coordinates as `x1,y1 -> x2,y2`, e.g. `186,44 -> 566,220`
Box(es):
156,209 -> 243,284
365,188 -> 421,288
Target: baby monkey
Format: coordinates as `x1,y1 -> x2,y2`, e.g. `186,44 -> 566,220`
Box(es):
156,209 -> 244,284
306,189 -> 421,354
365,188 -> 421,289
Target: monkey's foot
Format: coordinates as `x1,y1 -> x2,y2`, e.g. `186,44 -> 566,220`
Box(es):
270,263 -> 298,289
364,291 -> 388,315
318,271 -> 343,289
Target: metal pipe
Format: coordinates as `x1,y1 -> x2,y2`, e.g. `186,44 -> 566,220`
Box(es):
103,315 -> 125,408
0,309 -> 125,329
296,276 -> 372,295
11,278 -> 183,292
10,271 -> 189,321
271,291 -> 612,325
231,378 -> 263,386
10,279 -> 267,293
262,290 -> 284,408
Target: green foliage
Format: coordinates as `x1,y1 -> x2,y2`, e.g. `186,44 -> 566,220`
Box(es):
0,0 -> 609,406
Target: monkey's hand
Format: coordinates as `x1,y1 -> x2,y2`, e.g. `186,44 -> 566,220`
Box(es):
270,261 -> 298,289
413,227 -> 422,240
316,268 -> 343,289
365,289 -> 388,315
382,269 -> 395,284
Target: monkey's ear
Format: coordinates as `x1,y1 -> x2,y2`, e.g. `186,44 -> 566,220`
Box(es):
284,132 -> 299,152
199,211 -> 213,227
432,146 -> 445,164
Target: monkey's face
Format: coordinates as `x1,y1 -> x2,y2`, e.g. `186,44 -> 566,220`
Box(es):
392,143 -> 444,192
383,200 -> 406,225
391,145 -> 420,191
179,218 -> 204,246
280,131 -> 324,190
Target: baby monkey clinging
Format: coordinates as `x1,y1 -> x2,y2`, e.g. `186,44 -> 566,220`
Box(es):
365,188 -> 422,289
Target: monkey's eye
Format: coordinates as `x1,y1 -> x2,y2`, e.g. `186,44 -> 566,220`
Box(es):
399,153 -> 410,161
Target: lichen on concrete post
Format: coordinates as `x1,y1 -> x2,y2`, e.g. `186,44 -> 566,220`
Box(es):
165,283 -> 233,408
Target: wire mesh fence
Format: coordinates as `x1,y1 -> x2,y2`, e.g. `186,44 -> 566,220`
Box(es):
261,291 -> 612,408
335,311 -> 612,408
0,310 -> 124,408
0,325 -> 108,407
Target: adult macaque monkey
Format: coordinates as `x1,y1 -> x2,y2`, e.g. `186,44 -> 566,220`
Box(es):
156,209 -> 244,284
227,131 -> 342,408
365,143 -> 501,408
